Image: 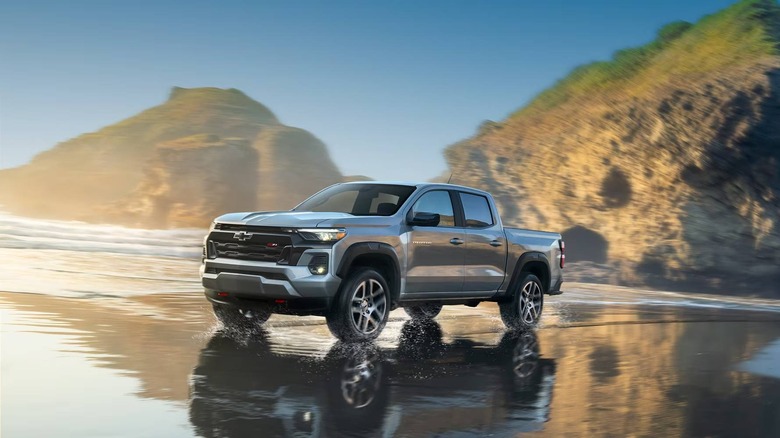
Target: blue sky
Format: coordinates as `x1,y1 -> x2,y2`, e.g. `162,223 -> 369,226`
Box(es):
0,0 -> 736,181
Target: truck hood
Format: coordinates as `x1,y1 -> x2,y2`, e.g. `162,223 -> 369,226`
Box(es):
216,211 -> 357,228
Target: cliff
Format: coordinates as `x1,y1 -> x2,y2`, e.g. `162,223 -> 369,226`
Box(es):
446,0 -> 780,293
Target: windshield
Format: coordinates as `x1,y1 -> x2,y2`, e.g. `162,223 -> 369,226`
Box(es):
293,184 -> 417,216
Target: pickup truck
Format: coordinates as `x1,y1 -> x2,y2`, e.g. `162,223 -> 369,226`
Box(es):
201,182 -> 564,341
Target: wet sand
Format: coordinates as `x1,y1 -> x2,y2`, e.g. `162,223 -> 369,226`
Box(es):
2,288 -> 780,437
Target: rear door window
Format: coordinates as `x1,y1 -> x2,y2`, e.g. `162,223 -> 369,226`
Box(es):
459,193 -> 494,228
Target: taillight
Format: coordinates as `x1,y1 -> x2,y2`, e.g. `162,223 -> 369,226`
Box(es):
559,239 -> 565,268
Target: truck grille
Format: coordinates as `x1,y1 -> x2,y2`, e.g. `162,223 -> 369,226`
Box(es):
208,229 -> 292,262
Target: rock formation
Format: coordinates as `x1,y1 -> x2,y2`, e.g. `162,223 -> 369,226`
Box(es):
446,0 -> 780,293
0,87 -> 342,228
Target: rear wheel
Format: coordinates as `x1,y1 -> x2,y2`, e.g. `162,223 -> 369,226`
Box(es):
326,268 -> 390,342
403,303 -> 443,321
213,304 -> 271,330
499,273 -> 544,330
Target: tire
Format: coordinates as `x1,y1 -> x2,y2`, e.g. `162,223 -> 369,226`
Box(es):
499,273 -> 544,330
212,303 -> 271,330
403,303 -> 443,321
326,268 -> 390,342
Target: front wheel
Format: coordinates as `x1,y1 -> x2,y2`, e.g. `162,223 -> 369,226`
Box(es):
326,268 -> 390,342
403,303 -> 443,321
499,273 -> 544,330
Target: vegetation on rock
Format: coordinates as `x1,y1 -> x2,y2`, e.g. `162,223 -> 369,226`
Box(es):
519,0 -> 780,115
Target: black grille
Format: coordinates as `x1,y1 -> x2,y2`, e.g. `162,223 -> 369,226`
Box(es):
215,223 -> 292,233
208,229 -> 292,262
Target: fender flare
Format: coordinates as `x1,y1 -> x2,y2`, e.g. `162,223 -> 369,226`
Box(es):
337,242 -> 402,305
506,251 -> 551,295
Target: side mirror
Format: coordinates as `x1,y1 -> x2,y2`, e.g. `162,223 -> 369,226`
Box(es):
408,212 -> 440,227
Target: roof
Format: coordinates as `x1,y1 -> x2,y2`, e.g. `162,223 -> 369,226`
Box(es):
338,180 -> 490,195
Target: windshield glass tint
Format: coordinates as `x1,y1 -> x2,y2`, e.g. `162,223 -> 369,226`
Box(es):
294,184 -> 417,216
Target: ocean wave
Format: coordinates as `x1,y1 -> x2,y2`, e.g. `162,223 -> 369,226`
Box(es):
0,212 -> 204,258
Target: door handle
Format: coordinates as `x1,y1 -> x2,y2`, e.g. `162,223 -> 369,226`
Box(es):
489,240 -> 503,247
450,238 -> 464,245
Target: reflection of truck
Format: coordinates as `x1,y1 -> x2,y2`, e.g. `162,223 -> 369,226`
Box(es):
201,182 -> 564,341
188,323 -> 556,438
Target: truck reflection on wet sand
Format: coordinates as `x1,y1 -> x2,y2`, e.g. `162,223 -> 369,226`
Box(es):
189,322 -> 555,437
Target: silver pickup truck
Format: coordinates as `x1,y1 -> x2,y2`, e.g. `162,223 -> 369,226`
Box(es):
201,182 -> 564,341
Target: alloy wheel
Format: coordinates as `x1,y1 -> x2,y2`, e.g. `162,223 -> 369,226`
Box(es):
350,279 -> 387,335
519,281 -> 542,325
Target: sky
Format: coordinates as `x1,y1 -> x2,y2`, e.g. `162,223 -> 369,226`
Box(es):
0,0 -> 737,181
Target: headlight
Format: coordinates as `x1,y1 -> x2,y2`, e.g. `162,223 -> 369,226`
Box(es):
208,221 -> 217,232
298,228 -> 347,242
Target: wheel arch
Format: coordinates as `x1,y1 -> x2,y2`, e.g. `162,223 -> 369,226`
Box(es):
337,242 -> 401,308
506,252 -> 551,296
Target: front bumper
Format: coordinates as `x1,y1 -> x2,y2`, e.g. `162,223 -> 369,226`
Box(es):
202,255 -> 341,297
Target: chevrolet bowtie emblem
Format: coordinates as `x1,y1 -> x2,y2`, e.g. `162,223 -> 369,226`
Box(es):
233,231 -> 253,241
